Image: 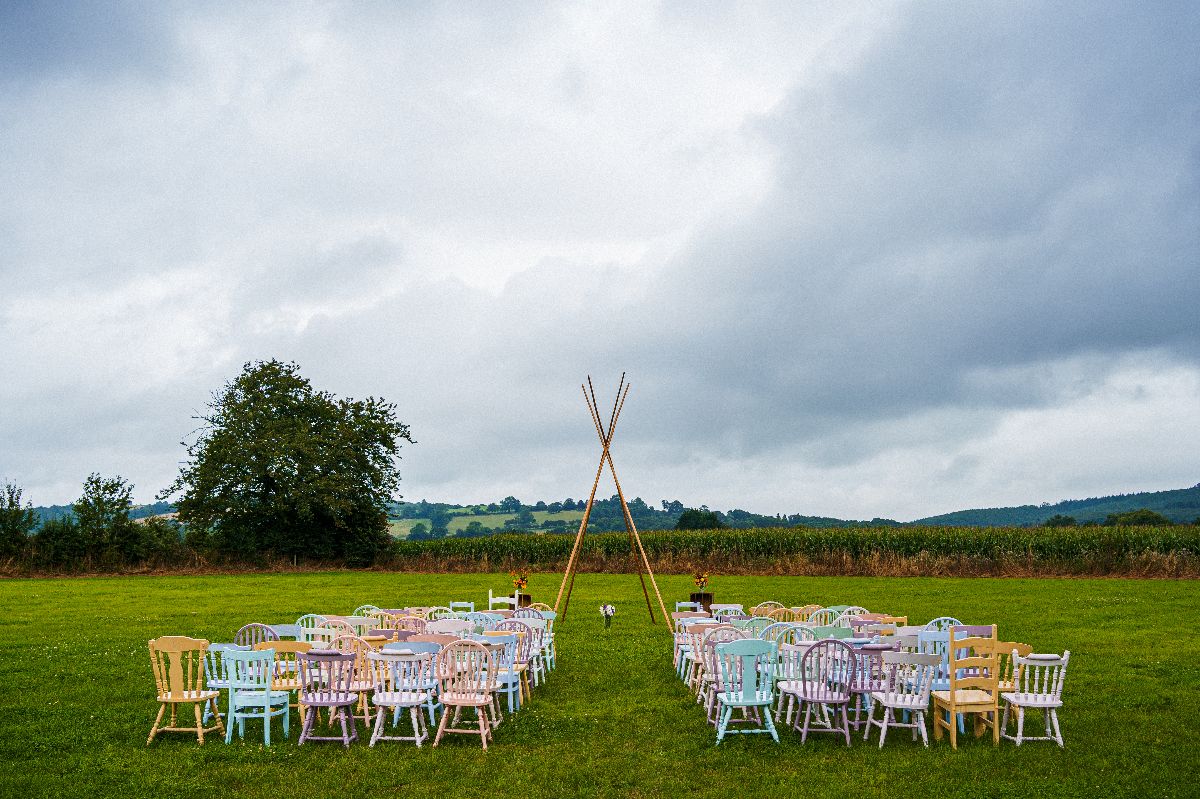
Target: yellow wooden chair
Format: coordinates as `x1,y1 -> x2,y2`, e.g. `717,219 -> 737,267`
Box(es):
996,641 -> 1034,693
767,607 -> 800,623
147,636 -> 224,745
793,604 -> 822,622
931,636 -> 1000,748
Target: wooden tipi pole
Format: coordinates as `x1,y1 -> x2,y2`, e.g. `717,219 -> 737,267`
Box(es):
553,375 -> 672,631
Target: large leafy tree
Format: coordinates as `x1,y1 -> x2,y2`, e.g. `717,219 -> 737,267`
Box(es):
74,473 -> 141,562
161,360 -> 413,565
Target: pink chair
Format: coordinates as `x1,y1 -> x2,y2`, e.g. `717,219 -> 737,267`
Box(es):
297,651 -> 359,747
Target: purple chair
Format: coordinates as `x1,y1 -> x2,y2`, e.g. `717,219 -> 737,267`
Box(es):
297,651 -> 359,747
850,642 -> 897,731
235,623 -> 280,648
790,639 -> 857,745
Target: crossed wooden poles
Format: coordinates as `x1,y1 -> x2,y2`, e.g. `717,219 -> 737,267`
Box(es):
553,374 -> 671,631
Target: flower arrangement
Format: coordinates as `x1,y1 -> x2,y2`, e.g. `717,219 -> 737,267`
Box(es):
693,572 -> 710,590
599,603 -> 616,628
510,570 -> 529,592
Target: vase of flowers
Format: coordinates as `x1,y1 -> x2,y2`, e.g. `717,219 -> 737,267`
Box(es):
690,572 -> 713,612
510,571 -> 532,607
600,603 -> 616,629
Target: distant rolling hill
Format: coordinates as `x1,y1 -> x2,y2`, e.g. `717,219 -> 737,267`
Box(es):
910,485 -> 1200,526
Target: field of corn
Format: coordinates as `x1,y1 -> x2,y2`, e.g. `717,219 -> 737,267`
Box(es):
384,525 -> 1199,577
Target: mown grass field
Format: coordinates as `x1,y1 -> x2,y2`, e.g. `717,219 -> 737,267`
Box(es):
1,572 -> 1197,798
389,510 -> 586,536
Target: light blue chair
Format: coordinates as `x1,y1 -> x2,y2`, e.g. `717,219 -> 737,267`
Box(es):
713,639 -> 779,744
223,648 -> 290,745
449,601 -> 475,614
202,643 -> 248,724
732,617 -> 771,636
479,633 -> 522,715
463,611 -> 501,633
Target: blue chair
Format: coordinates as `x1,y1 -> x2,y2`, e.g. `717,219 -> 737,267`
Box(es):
449,601 -> 475,614
223,648 -> 290,745
478,633 -> 522,715
202,643 -> 248,724
713,639 -> 779,744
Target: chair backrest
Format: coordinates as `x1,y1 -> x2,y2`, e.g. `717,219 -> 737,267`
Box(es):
224,648 -> 275,691
851,642 -> 897,692
426,619 -> 473,636
811,625 -> 854,640
449,601 -> 475,613
750,601 -> 784,617
387,615 -> 427,633
474,633 -> 518,670
297,650 -> 356,701
529,602 -> 554,612
495,620 -> 539,661
793,604 -> 823,621
676,601 -> 702,613
798,639 -> 856,701
878,651 -> 940,705
877,614 -> 908,626
768,607 -> 800,623
384,641 -> 442,655
951,624 -> 997,640
203,642 -> 248,687
947,636 -> 999,693
295,614 -> 328,640
714,639 -> 776,702
513,607 -> 544,620
329,634 -> 372,674
353,604 -> 379,616
368,650 -> 434,700
806,608 -> 839,626
1010,650 -> 1070,700
149,636 -> 210,698
832,610 -> 864,628
688,622 -> 733,659
732,617 -> 771,636
701,627 -> 747,677
436,640 -> 495,699
996,641 -> 1034,687
424,606 -> 455,621
893,634 -> 920,652
488,590 -> 518,610
463,612 -> 500,632
711,606 -> 743,621
922,616 -> 962,632
235,623 -> 279,647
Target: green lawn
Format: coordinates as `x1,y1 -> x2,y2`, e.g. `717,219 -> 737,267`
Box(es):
1,572 -> 1196,798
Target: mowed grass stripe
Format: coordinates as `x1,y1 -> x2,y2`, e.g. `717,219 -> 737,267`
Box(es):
0,573 -> 1196,798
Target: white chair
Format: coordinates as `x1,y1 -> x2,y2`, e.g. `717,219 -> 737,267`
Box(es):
864,651 -> 940,747
1001,651 -> 1070,747
367,651 -> 435,746
488,589 -> 518,611
426,619 -> 473,636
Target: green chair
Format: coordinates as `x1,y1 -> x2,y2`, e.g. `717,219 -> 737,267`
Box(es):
713,639 -> 779,745
811,625 -> 854,640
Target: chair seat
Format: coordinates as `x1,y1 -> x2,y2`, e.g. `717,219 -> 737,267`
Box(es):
231,689 -> 290,707
372,690 -> 432,707
717,691 -> 773,706
932,689 -> 995,706
869,691 -> 927,710
778,680 -> 850,703
442,691 -> 492,706
1001,692 -> 1063,708
158,690 -> 219,703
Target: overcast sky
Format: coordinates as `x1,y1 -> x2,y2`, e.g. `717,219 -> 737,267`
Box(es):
2,1 -> 1198,521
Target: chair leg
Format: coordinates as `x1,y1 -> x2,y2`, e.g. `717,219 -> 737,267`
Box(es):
841,705 -> 851,747
1016,706 -> 1025,746
1050,708 -> 1063,747
763,704 -> 780,743
147,703 -> 166,745
878,707 -> 890,748
477,708 -> 489,751
433,704 -> 451,747
264,703 -> 272,746
917,711 -> 928,747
